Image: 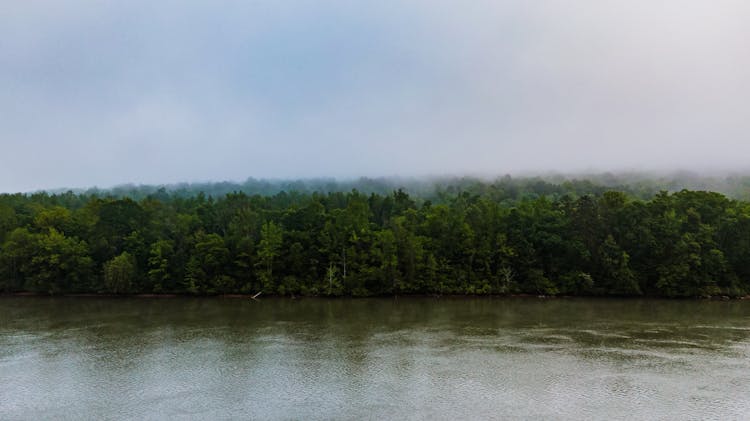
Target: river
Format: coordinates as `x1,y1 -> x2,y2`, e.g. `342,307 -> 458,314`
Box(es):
1,297 -> 749,420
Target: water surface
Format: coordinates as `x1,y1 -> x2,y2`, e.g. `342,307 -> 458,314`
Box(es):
1,297 -> 749,420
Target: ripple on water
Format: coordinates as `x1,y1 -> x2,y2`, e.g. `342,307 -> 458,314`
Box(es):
3,297 -> 750,420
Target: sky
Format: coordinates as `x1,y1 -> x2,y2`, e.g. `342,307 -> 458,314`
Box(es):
2,0 -> 750,192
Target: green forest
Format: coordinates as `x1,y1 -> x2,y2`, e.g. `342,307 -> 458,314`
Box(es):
2,177 -> 750,298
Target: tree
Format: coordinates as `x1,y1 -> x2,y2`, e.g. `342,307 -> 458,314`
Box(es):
0,205 -> 17,244
147,240 -> 174,292
186,232 -> 232,294
0,227 -> 35,291
103,252 -> 136,294
597,235 -> 640,295
25,229 -> 93,294
256,221 -> 284,292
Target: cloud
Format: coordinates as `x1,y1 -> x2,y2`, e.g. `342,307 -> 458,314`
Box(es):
1,0 -> 749,191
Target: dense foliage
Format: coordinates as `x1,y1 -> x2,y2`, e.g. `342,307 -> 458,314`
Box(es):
2,179 -> 750,297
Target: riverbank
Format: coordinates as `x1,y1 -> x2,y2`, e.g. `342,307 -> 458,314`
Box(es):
2,291 -> 749,300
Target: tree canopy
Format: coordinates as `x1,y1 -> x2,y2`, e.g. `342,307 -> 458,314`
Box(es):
2,180 -> 750,298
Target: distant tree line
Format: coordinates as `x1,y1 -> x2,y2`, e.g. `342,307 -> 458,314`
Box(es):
1,180 -> 750,297
45,172 -> 750,202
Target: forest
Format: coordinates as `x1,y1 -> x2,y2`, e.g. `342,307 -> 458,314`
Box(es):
2,176 -> 750,298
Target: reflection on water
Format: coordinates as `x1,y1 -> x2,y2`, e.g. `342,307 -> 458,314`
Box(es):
1,297 -> 749,419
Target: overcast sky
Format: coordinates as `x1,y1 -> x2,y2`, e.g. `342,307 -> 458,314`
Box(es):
2,1 -> 749,192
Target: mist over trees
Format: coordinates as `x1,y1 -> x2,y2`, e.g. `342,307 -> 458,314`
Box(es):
2,175 -> 750,297
42,172 -> 750,202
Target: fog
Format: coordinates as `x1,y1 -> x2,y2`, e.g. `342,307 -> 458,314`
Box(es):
2,1 -> 749,192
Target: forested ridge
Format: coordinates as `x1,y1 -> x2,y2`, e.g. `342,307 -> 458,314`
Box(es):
2,178 -> 750,297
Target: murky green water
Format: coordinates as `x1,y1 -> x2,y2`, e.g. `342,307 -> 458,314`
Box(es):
1,297 -> 749,420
